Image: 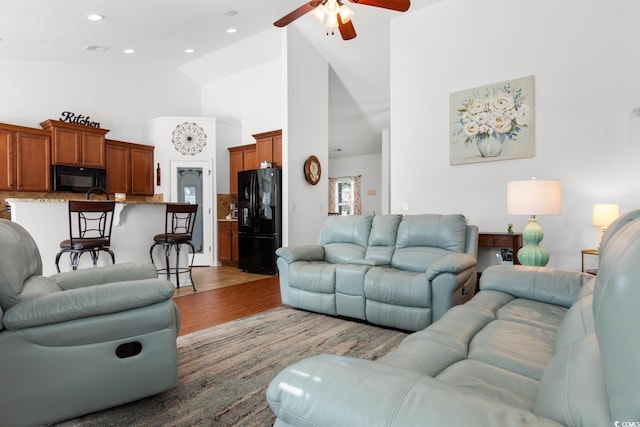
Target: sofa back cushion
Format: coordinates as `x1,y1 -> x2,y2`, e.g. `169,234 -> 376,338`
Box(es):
392,214 -> 468,272
318,215 -> 373,264
364,215 -> 402,263
592,214 -> 640,422
0,220 -> 44,310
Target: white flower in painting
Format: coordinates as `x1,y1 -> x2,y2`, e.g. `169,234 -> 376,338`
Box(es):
490,93 -> 515,113
479,124 -> 490,134
463,122 -> 479,137
491,114 -> 512,134
471,100 -> 488,114
475,112 -> 491,125
516,104 -> 530,125
462,111 -> 473,122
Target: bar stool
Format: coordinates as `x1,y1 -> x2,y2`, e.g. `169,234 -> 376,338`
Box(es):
150,203 -> 198,292
55,200 -> 116,272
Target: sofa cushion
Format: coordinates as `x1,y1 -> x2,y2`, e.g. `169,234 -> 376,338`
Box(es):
534,334 -> 611,427
555,294 -> 594,352
364,267 -> 430,308
364,215 -> 402,263
288,261 -> 337,294
318,215 -> 372,247
396,214 -> 467,252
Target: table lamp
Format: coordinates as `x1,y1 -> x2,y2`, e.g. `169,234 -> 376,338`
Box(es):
507,178 -> 562,266
592,203 -> 619,250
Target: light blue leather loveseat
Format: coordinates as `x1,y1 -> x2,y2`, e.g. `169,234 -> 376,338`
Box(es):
275,214 -> 479,331
0,219 -> 180,426
267,211 -> 640,426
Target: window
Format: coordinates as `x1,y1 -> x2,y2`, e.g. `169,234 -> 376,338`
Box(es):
329,175 -> 361,215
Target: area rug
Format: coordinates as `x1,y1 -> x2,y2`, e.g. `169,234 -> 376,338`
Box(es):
54,307 -> 408,426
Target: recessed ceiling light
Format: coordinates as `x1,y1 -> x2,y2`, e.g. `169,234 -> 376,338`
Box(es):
184,48 -> 195,54
123,48 -> 136,54
226,28 -> 238,34
86,14 -> 104,22
224,11 -> 238,17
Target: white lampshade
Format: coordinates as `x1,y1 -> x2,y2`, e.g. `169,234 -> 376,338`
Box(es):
507,179 -> 562,216
592,204 -> 619,226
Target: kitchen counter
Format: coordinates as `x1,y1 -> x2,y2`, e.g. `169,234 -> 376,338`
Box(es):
8,199 -> 172,276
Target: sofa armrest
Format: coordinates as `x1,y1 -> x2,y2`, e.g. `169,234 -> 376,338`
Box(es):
50,262 -> 160,290
267,354 -> 561,427
480,265 -> 593,308
3,279 -> 175,329
426,253 -> 476,280
348,258 -> 390,267
275,245 -> 325,264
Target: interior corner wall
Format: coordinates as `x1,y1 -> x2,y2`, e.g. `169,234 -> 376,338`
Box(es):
390,0 -> 640,270
283,26 -> 329,247
0,61 -> 201,143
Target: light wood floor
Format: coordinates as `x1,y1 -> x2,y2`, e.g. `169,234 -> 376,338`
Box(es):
171,266 -> 283,336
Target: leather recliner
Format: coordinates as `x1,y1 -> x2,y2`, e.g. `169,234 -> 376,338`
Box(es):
0,219 -> 180,426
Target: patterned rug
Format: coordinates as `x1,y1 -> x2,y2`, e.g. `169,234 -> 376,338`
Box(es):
54,307 -> 408,426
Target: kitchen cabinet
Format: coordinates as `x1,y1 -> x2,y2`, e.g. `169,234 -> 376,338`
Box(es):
0,123 -> 51,192
254,129 -> 282,168
228,144 -> 257,194
41,119 -> 109,168
218,220 -> 238,265
105,139 -> 154,196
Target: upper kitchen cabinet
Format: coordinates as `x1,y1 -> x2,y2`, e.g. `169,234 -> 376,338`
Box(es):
228,144 -> 257,194
254,129 -> 282,168
105,139 -> 154,196
41,120 -> 109,168
0,123 -> 51,192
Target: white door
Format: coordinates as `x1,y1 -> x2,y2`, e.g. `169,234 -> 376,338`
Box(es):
170,160 -> 213,266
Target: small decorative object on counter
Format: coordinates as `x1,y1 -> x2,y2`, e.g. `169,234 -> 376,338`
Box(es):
507,223 -> 513,234
156,163 -> 161,186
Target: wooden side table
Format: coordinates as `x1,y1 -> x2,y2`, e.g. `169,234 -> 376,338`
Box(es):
478,232 -> 523,265
581,249 -> 599,275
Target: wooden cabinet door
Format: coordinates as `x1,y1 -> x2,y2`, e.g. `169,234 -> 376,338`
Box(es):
256,136 -> 273,165
82,132 -> 106,168
0,130 -> 14,190
105,143 -> 130,193
243,147 -> 257,170
273,134 -> 282,168
229,150 -> 243,194
52,128 -> 81,165
232,221 -> 239,263
218,221 -> 233,263
15,132 -> 50,191
130,146 -> 154,195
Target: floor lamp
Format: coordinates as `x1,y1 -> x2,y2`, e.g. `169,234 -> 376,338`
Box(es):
507,179 -> 562,266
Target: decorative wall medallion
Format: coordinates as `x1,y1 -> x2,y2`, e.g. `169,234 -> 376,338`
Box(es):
171,122 -> 207,155
304,155 -> 321,185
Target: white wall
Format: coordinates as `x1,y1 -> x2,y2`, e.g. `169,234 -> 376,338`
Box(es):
0,61 -> 201,143
329,153 -> 382,216
283,26 -> 330,247
390,0 -> 640,270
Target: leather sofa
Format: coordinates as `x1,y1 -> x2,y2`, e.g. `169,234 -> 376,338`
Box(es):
267,210 -> 640,426
275,214 -> 479,331
0,219 -> 180,427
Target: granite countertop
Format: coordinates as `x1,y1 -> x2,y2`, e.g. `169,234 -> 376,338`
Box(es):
218,218 -> 238,222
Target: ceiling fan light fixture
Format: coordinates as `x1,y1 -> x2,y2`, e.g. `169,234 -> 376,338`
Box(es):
338,5 -> 354,23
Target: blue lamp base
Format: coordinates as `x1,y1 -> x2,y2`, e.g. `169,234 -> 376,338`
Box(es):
517,217 -> 550,266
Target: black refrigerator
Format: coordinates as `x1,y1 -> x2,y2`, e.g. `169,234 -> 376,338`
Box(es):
237,168 -> 282,275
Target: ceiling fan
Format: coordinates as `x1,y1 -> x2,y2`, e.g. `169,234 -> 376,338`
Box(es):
274,0 -> 410,41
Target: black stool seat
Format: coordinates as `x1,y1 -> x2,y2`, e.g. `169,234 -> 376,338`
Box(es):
150,203 -> 198,292
55,200 -> 116,272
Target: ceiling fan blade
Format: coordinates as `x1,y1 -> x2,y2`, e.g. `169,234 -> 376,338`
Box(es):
338,15 -> 357,40
348,0 -> 410,12
274,1 -> 323,27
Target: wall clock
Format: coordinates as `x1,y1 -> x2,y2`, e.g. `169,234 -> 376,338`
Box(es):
171,122 -> 207,155
304,155 -> 321,185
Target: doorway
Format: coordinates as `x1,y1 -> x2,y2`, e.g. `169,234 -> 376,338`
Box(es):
170,160 -> 214,266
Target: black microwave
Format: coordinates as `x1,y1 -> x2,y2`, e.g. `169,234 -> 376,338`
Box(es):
51,165 -> 107,193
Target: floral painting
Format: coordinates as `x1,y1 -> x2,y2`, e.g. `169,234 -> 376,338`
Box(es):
450,75 -> 535,165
